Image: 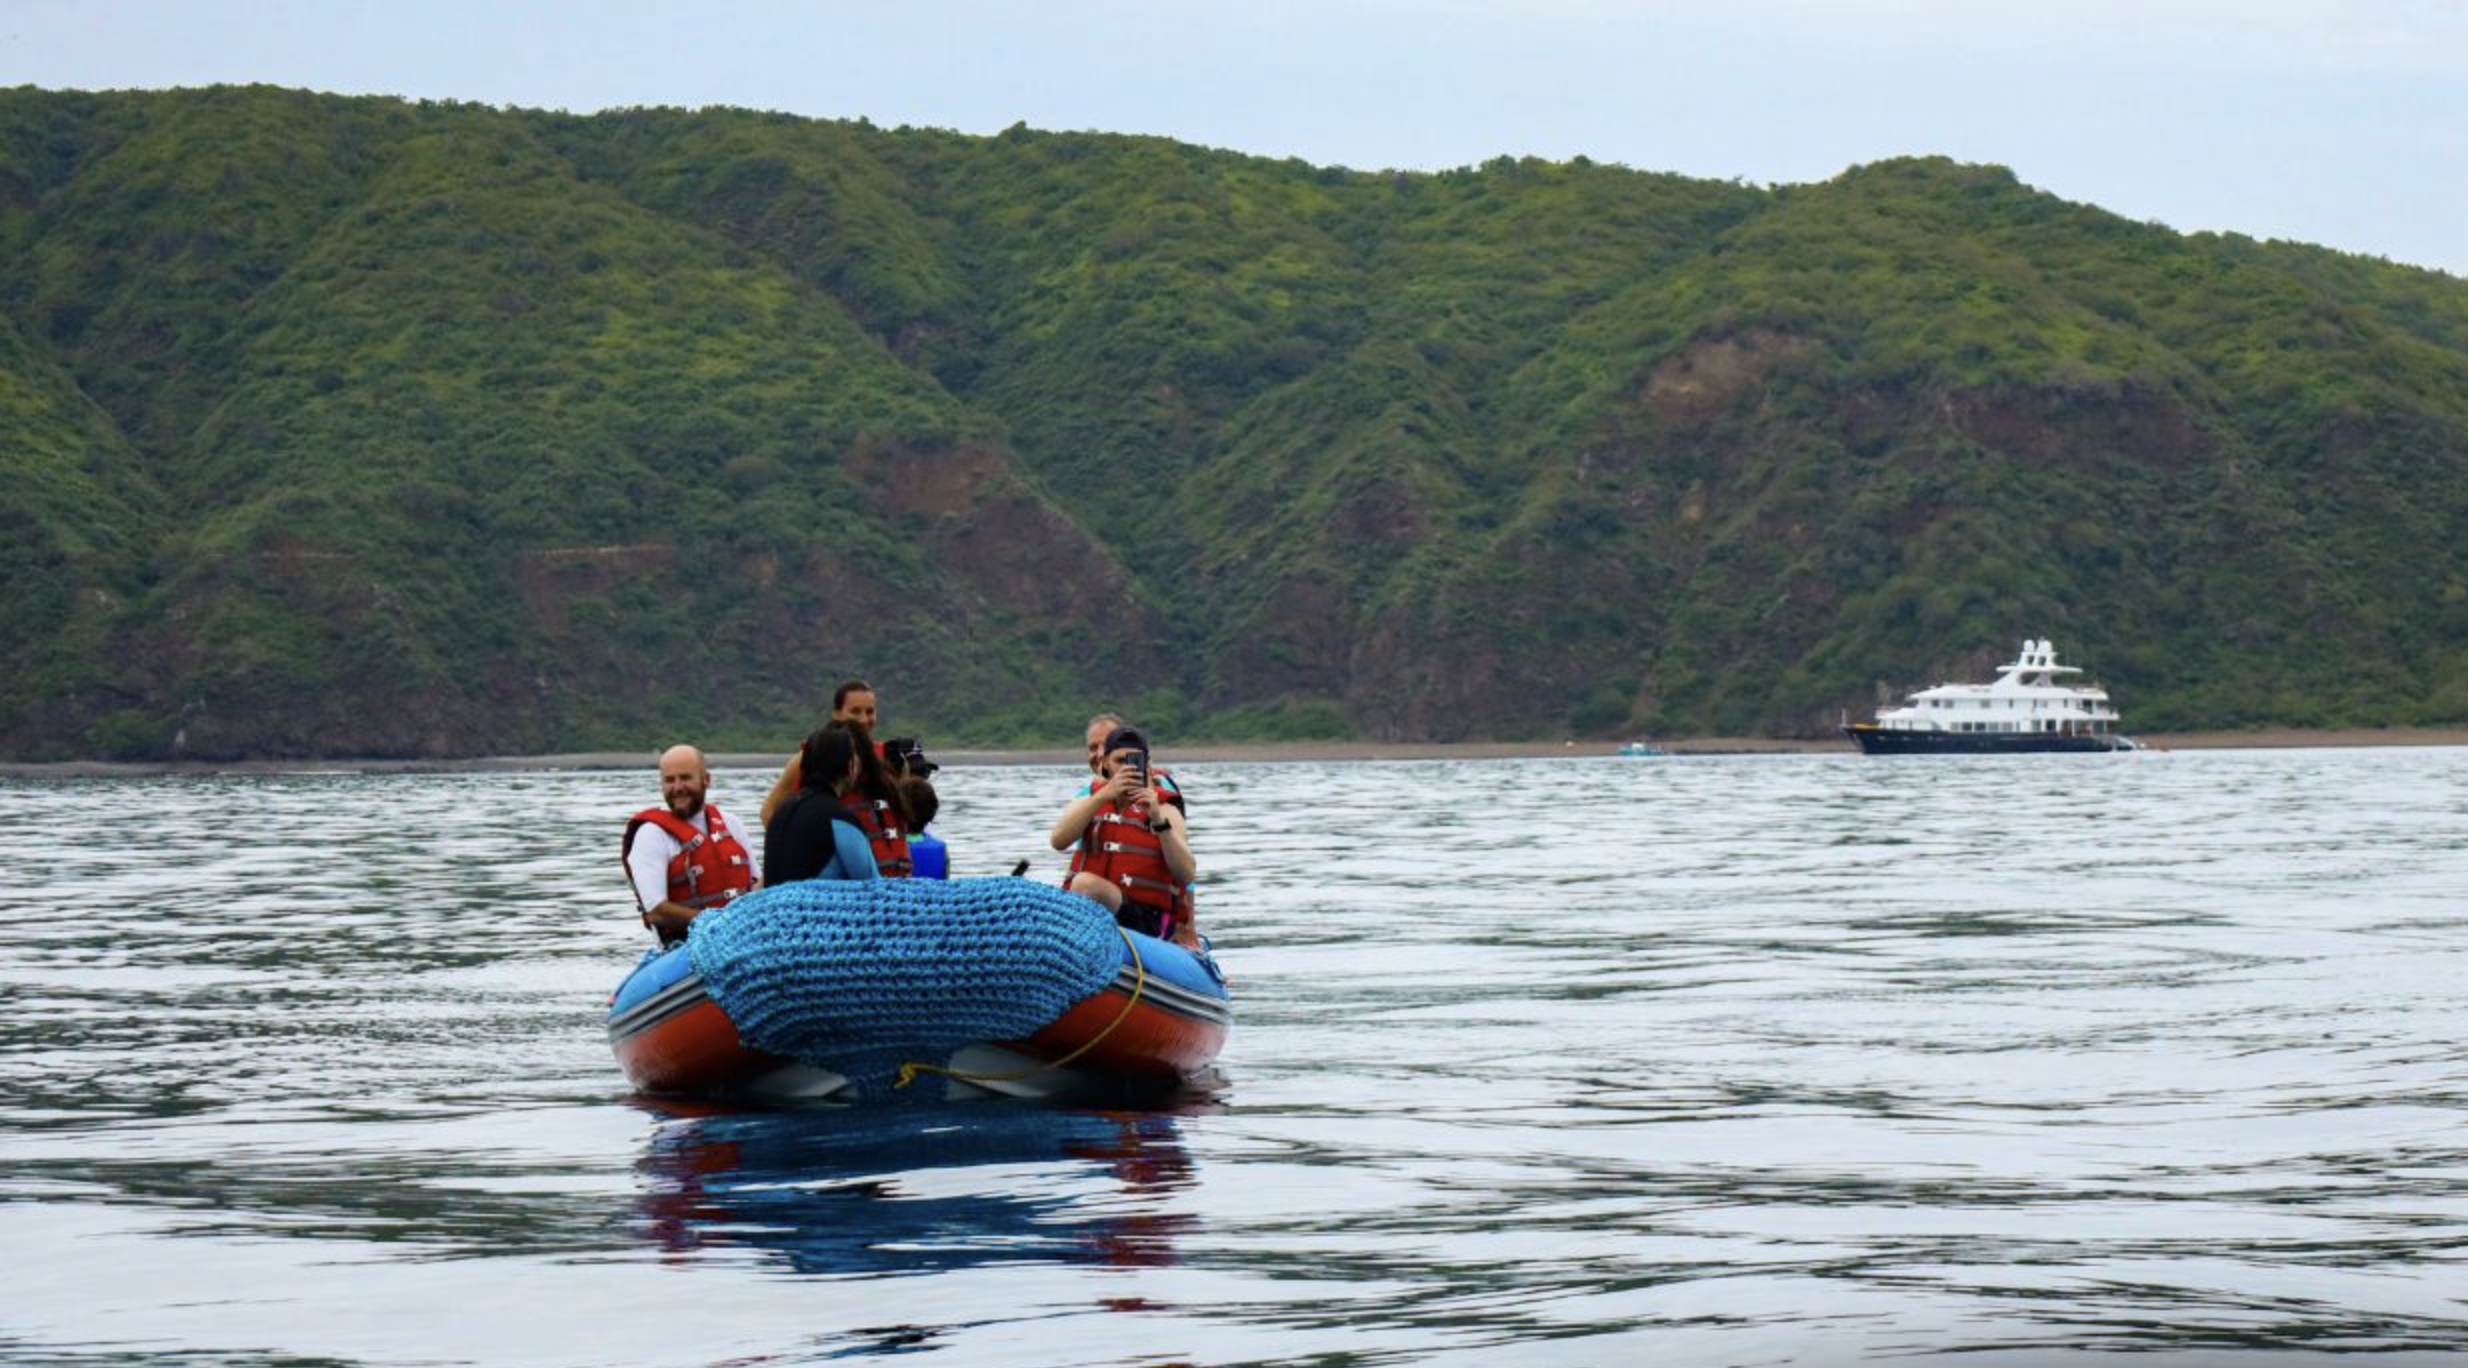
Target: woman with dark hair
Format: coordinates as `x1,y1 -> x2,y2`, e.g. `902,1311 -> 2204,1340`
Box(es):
834,724 -> 913,874
829,679 -> 877,731
762,723 -> 882,885
758,680 -> 915,875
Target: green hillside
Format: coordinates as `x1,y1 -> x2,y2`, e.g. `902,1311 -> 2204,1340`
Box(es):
4,86 -> 2465,759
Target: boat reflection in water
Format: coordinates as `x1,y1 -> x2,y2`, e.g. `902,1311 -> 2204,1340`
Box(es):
632,1097 -> 1203,1277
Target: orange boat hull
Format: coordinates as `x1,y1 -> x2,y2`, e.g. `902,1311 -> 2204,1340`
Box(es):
614,995 -> 788,1095
607,903 -> 1231,1099
1008,978 -> 1229,1079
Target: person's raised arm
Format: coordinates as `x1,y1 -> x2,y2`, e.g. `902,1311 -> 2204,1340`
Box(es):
1051,766 -> 1138,850
1050,790 -> 1104,851
759,751 -> 804,827
1150,798 -> 1196,885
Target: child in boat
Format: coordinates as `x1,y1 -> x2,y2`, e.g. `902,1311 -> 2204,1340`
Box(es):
900,775 -> 948,879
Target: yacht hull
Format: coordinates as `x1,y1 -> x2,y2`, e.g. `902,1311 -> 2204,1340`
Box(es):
1843,725 -> 2128,755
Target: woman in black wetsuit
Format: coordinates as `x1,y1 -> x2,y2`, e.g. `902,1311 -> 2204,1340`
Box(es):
763,723 -> 882,885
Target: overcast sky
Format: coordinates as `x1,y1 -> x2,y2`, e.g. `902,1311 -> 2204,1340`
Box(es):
6,0 -> 2463,276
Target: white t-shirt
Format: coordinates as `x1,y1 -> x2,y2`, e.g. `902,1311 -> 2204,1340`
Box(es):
626,802 -> 761,910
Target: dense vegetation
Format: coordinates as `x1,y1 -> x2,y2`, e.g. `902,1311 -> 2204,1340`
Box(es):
4,86 -> 2465,759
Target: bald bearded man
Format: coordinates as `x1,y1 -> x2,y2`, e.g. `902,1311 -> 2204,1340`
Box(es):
623,744 -> 762,945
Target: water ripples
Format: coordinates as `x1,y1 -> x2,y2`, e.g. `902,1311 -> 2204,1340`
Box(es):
5,748 -> 2468,1364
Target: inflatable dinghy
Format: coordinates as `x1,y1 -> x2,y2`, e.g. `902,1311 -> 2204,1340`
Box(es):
607,878 -> 1230,1101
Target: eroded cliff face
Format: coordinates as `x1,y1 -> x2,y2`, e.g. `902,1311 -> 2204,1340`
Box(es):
127,458 -> 1149,760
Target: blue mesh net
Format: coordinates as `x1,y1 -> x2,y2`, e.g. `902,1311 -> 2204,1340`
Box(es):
686,877 -> 1122,1091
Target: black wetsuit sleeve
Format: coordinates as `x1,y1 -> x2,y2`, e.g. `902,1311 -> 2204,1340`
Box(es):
764,790 -> 858,885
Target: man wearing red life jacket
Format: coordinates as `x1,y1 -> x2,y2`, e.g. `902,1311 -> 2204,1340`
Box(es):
1073,712 -> 1191,918
624,744 -> 760,945
1051,727 -> 1198,946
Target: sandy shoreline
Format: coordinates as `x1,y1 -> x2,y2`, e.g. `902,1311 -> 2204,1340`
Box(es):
4,728 -> 2463,778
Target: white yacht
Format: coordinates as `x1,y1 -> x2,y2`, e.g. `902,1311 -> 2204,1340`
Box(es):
1843,638 -> 2129,754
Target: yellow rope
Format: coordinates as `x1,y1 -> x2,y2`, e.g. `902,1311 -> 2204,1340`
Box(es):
893,925 -> 1148,1090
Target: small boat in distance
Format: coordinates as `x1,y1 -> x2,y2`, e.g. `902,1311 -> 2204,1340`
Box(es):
1617,740 -> 1668,757
1843,639 -> 2130,755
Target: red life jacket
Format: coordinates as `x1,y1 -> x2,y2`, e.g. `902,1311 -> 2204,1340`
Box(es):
1067,794 -> 1194,939
623,803 -> 757,911
848,786 -> 913,877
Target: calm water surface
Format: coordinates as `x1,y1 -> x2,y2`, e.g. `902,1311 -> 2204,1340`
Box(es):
4,749 -> 2467,1366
